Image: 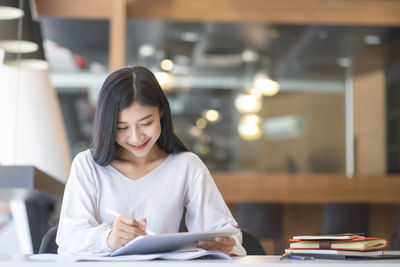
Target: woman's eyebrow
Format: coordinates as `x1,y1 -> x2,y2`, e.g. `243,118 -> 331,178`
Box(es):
117,114 -> 153,124
138,114 -> 153,121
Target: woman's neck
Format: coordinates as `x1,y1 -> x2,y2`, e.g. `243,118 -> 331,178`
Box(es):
116,145 -> 167,166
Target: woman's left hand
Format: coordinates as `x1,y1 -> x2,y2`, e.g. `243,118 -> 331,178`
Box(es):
195,237 -> 236,254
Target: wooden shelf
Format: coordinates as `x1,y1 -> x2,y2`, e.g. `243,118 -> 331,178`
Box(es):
213,173 -> 400,204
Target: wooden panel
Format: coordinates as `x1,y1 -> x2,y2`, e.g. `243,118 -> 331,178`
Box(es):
109,0 -> 127,72
36,0 -> 400,25
127,0 -> 400,25
213,173 -> 400,204
247,93 -> 345,173
353,48 -> 386,175
36,0 -> 112,19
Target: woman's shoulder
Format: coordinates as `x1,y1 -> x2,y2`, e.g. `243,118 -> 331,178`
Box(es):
73,149 -> 94,163
168,151 -> 207,170
69,149 -> 107,182
170,151 -> 200,162
71,149 -> 100,171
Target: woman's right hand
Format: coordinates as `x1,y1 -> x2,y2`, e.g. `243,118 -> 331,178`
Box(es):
107,216 -> 147,250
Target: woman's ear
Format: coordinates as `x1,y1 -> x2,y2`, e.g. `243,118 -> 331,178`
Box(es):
160,110 -> 164,118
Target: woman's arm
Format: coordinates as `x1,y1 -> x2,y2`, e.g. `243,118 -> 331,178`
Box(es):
184,158 -> 246,256
56,153 -> 113,255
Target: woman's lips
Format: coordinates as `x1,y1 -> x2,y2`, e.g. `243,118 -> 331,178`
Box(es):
129,140 -> 150,151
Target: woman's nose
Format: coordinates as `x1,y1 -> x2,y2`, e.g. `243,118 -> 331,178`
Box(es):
128,127 -> 142,143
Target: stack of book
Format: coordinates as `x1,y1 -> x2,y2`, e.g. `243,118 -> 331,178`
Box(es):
284,233 -> 400,259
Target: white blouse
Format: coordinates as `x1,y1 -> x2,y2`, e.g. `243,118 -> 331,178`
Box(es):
56,150 -> 246,256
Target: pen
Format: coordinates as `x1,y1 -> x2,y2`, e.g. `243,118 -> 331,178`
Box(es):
287,255 -> 314,261
104,208 -> 156,235
280,252 -> 292,260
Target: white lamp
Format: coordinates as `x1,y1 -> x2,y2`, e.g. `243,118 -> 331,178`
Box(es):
0,59 -> 71,182
0,0 -> 45,60
0,5 -> 24,20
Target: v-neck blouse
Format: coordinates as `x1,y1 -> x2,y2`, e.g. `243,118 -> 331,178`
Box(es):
107,153 -> 171,182
56,149 -> 245,256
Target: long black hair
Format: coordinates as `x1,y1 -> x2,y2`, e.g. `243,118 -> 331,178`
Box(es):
91,66 -> 188,166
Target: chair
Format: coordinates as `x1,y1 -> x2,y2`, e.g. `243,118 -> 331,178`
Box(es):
38,226 -> 58,254
179,208 -> 188,232
390,206 -> 400,250
321,203 -> 369,235
235,202 -> 282,254
241,229 -> 266,255
235,203 -> 282,239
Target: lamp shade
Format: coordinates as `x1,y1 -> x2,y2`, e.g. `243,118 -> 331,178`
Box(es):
0,21 -> 45,61
0,0 -> 44,57
0,59 -> 71,182
0,5 -> 24,20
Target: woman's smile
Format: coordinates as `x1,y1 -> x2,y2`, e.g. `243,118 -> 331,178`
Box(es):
129,139 -> 150,151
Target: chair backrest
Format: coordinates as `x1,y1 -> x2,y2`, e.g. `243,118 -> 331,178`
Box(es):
241,229 -> 266,255
322,203 -> 369,235
38,226 -> 58,254
236,203 -> 282,239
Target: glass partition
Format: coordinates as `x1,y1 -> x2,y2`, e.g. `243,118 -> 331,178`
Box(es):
40,17 -> 400,174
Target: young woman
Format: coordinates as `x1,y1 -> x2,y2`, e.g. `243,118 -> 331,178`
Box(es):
56,66 -> 246,256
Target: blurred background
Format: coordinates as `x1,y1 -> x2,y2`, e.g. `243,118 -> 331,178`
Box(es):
1,0 -> 400,255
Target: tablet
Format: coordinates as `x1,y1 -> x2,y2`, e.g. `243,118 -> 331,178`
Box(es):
110,229 -> 237,256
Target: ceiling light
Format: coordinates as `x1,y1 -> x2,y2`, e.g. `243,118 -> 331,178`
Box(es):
199,134 -> 211,144
247,86 -> 262,98
0,6 -> 24,20
4,59 -> 48,70
160,59 -> 174,71
364,35 -> 381,46
235,93 -> 262,113
242,114 -> 262,125
155,71 -> 173,90
241,49 -> 259,62
253,73 -> 280,96
336,57 -> 352,68
0,40 -> 39,53
138,44 -> 155,57
189,126 -> 202,137
180,32 -> 199,42
194,143 -> 210,155
196,118 -> 207,129
204,109 -> 220,122
238,120 -> 262,141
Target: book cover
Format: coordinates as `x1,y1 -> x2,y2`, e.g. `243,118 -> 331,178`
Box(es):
289,237 -> 387,251
292,233 -> 364,240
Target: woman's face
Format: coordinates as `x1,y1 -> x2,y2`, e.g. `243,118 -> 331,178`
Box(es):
115,102 -> 162,159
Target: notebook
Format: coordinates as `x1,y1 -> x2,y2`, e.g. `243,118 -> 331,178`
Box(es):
292,233 -> 364,240
285,249 -> 400,260
289,237 -> 387,251
111,229 -> 237,256
31,249 -> 231,261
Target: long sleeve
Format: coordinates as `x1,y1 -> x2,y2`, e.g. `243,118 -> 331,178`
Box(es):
184,162 -> 247,256
56,153 -> 113,255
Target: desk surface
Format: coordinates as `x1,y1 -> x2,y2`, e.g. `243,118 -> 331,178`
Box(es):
1,255 -> 400,266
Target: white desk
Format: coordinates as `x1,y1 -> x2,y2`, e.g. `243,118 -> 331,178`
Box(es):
1,255 -> 400,266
